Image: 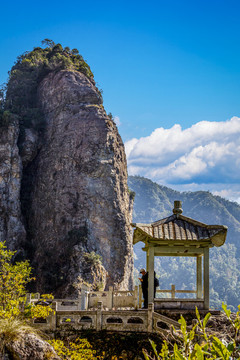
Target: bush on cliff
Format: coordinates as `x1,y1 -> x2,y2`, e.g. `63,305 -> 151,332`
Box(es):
0,39 -> 97,132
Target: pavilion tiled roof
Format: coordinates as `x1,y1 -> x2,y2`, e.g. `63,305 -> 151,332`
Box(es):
132,202 -> 228,247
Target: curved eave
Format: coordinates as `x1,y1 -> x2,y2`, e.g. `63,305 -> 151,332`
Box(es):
132,225 -> 228,248
210,227 -> 228,247
132,227 -> 152,245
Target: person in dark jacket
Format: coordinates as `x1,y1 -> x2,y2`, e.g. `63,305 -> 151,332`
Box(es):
139,268 -> 148,308
139,269 -> 159,308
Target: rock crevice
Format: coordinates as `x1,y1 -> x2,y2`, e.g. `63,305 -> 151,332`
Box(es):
1,69 -> 133,296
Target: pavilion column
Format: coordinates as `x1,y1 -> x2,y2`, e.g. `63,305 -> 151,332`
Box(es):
196,255 -> 202,299
203,248 -> 210,309
148,246 -> 154,304
146,251 -> 149,272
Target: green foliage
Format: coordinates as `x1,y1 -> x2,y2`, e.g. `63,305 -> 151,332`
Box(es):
41,38 -> 55,48
143,303 -> 240,360
108,112 -> 113,120
0,83 -> 6,110
0,242 -> 34,319
84,251 -> 103,265
0,110 -> 16,127
1,39 -> 95,132
0,241 -> 54,321
129,175 -> 240,311
48,337 -> 103,359
0,242 -> 56,357
128,187 -> 136,201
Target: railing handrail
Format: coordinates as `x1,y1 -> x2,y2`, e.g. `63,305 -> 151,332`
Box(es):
157,289 -> 197,293
27,283 -> 199,310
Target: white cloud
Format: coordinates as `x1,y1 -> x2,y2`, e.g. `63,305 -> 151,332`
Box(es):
114,116 -> 121,127
125,116 -> 240,202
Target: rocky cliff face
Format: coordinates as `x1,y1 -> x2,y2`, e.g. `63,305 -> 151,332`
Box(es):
1,66 -> 133,296
0,118 -> 25,251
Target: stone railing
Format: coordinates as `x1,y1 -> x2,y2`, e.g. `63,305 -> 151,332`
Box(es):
27,285 -> 139,311
31,302 -> 184,333
31,302 -> 154,333
27,284 -> 198,312
156,285 -> 197,299
88,286 -> 139,310
26,287 -> 198,333
138,284 -> 198,308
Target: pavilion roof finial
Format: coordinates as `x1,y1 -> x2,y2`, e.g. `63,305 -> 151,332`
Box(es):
173,200 -> 183,215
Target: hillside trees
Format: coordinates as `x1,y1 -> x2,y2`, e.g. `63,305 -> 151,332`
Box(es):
129,175 -> 240,310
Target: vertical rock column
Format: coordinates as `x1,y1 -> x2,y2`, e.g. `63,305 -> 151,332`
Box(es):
0,118 -> 26,251
24,70 -> 133,295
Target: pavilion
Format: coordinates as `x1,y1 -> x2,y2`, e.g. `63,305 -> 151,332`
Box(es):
132,201 -> 227,310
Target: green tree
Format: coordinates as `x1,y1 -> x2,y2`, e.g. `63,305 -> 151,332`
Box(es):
0,241 -> 54,320
0,242 -> 34,319
41,38 -> 55,48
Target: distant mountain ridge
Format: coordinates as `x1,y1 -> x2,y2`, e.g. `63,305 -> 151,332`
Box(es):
128,175 -> 240,310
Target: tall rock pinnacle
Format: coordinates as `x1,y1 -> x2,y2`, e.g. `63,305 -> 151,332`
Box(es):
0,45 -> 133,296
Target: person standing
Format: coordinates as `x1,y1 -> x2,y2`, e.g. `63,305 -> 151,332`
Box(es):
139,268 -> 148,308
139,269 -> 159,309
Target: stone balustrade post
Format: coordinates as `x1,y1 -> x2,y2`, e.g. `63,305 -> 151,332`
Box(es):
139,285 -> 143,308
171,284 -> 176,299
49,303 -> 57,330
26,293 -> 31,304
81,284 -> 89,310
96,301 -> 103,331
77,294 -> 82,310
108,286 -> 113,309
147,302 -> 154,332
134,286 -> 138,309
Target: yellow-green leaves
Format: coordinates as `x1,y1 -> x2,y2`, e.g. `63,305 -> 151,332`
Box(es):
0,242 -> 34,319
222,302 -> 231,319
49,337 -> 103,359
143,303 -> 240,360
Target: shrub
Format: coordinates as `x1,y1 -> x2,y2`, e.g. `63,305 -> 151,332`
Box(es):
48,337 -> 104,359
1,40 -> 97,131
143,303 -> 240,359
0,241 -> 54,320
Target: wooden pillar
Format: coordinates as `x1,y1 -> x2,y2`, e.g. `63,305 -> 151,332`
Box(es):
146,250 -> 149,272
196,255 -> 202,299
203,248 -> 209,309
148,246 -> 154,304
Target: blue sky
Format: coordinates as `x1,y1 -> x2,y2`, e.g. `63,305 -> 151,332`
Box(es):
1,0 -> 240,202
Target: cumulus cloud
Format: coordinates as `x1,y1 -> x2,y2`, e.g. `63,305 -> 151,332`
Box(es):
114,116 -> 121,127
125,117 -> 240,202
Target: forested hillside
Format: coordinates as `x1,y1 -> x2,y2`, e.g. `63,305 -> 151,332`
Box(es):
128,175 -> 240,311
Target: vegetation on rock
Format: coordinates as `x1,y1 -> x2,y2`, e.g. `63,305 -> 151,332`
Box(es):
0,39 -> 96,133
